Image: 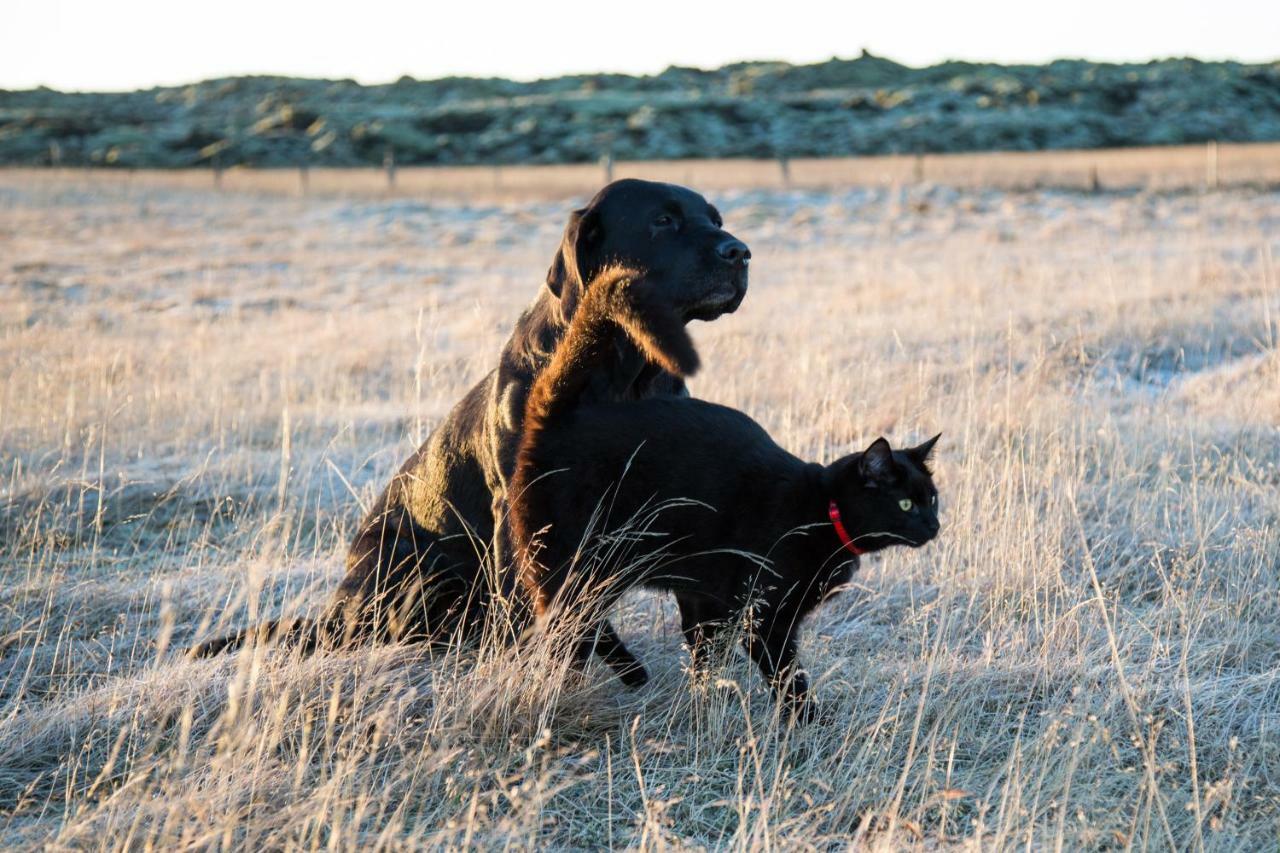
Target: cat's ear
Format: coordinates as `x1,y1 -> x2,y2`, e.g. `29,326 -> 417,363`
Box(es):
858,437 -> 895,482
908,433 -> 941,466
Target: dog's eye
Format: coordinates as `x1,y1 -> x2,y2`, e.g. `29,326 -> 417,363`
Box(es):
899,499 -> 913,512
653,214 -> 675,228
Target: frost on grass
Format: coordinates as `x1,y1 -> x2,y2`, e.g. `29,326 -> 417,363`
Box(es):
1,171 -> 1278,849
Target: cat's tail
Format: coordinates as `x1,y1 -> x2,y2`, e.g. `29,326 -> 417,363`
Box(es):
510,265 -> 699,551
187,616 -> 320,658
526,265 -> 699,428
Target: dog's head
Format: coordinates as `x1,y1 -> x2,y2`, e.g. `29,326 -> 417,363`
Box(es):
546,179 -> 749,323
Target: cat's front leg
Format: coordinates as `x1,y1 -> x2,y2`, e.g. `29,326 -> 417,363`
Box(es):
590,622 -> 649,687
678,595 -> 729,671
742,627 -> 817,722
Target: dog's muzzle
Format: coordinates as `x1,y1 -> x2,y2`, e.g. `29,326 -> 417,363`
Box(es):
686,276 -> 747,321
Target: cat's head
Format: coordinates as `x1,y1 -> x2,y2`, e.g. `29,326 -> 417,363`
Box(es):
824,434 -> 941,552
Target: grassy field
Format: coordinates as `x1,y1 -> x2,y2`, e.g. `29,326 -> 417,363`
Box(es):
1,157 -> 1278,849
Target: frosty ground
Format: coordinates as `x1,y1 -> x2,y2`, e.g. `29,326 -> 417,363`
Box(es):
1,171 -> 1278,848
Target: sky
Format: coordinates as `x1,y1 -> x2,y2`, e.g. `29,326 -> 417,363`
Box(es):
3,0 -> 1278,92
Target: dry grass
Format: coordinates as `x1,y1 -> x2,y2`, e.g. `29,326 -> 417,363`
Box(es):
1,161 -> 1278,849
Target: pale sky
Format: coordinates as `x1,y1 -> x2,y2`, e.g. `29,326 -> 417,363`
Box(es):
3,0 -> 1278,92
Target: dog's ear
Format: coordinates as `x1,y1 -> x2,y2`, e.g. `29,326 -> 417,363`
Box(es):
545,206 -> 601,309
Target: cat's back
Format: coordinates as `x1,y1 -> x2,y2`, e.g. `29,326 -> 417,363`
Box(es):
522,396 -> 809,558
541,396 -> 795,474
600,394 -> 768,438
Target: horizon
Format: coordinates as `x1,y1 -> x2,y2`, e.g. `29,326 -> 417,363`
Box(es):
8,50 -> 1280,96
4,0 -> 1278,93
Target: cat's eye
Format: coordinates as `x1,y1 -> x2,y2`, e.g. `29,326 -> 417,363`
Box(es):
899,499 -> 914,511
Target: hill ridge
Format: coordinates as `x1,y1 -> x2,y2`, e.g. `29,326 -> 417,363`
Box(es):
3,52 -> 1278,167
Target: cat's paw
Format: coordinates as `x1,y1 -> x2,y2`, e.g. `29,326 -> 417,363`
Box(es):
617,664 -> 650,688
784,697 -> 829,726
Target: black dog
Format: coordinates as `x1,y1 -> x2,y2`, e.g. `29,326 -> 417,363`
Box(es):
191,180 -> 750,658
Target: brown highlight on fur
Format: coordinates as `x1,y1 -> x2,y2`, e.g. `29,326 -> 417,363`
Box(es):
509,266 -> 699,592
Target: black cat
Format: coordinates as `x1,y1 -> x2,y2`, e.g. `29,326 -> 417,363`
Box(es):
510,267 -> 941,718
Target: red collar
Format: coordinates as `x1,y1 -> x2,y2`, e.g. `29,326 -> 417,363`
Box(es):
828,500 -> 866,556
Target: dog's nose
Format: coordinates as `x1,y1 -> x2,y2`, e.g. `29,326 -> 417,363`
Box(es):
717,238 -> 751,266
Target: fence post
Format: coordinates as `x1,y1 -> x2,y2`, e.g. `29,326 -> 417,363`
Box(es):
213,159 -> 224,190
913,153 -> 926,184
384,146 -> 397,190
778,154 -> 791,187
1205,140 -> 1219,191
601,152 -> 614,185
1089,164 -> 1100,193
299,162 -> 310,196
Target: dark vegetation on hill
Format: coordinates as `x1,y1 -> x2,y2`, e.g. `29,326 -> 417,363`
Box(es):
3,52 -> 1278,168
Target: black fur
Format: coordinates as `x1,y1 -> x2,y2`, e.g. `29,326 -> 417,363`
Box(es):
510,270 -> 940,718
190,180 -> 750,659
